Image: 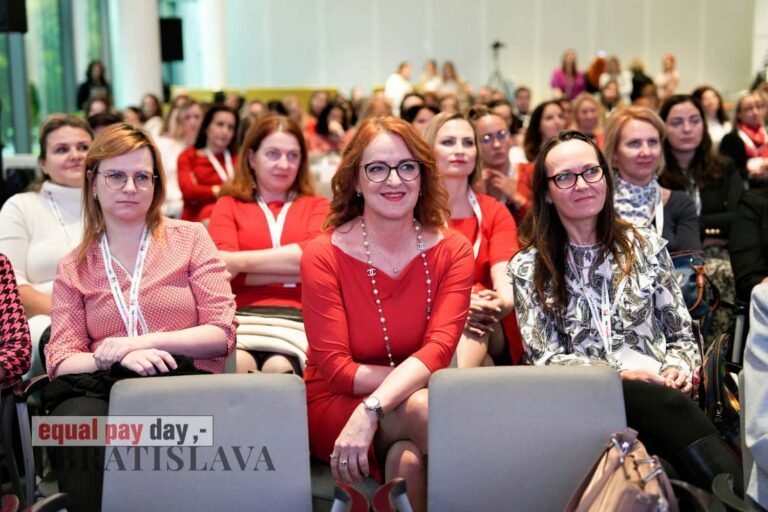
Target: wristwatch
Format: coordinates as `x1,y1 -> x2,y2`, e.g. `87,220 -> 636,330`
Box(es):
362,395 -> 384,420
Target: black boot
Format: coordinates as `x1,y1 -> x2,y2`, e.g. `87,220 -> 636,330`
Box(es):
675,433 -> 744,497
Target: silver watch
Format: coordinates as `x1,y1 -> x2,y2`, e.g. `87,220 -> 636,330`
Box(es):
362,395 -> 384,420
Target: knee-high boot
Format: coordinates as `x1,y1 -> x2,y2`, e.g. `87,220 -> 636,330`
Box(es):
675,433 -> 744,497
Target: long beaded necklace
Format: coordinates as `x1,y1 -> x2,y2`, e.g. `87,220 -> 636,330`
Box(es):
360,216 -> 432,367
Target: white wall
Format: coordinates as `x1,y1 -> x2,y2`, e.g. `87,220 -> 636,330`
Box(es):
175,0 -> 756,102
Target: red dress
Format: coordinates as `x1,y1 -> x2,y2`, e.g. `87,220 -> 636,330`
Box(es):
514,162 -> 534,224
448,192 -> 524,362
208,194 -> 330,309
301,230 -> 473,479
177,148 -> 239,222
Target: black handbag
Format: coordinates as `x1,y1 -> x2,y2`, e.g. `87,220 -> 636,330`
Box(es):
698,333 -> 742,459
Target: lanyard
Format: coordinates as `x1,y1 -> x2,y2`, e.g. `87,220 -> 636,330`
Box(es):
205,149 -> 234,183
100,226 -> 151,337
45,190 -> 76,245
467,189 -> 483,260
652,182 -> 664,237
256,193 -> 295,248
567,250 -> 628,354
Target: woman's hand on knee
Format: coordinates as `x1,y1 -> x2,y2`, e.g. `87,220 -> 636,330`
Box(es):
331,405 -> 377,484
120,349 -> 178,376
619,368 -> 666,385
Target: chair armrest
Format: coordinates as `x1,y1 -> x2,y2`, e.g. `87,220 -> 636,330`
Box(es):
14,374 -> 50,402
671,479 -> 727,512
0,376 -> 22,396
712,473 -> 760,512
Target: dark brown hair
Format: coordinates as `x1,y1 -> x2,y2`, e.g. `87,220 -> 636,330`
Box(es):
325,116 -> 449,230
524,100 -> 564,162
518,130 -> 639,313
658,94 -> 723,190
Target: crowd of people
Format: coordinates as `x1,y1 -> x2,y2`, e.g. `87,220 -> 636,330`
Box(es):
1,50 -> 768,511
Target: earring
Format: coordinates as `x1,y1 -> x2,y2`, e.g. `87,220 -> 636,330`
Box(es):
545,198 -> 552,204
356,191 -> 362,198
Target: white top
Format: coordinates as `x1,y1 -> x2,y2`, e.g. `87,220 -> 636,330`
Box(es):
155,135 -> 186,218
0,181 -> 83,293
143,116 -> 164,139
509,146 -> 528,169
707,119 -> 732,153
384,73 -> 413,116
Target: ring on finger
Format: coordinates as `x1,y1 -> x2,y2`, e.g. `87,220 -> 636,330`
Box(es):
330,453 -> 339,459
339,459 -> 348,465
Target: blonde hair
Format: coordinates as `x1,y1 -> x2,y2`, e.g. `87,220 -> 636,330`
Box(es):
79,123 -> 166,260
422,111 -> 482,185
603,106 -> 665,176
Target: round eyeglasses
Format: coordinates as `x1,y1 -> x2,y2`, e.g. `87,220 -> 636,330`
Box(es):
96,170 -> 157,191
479,130 -> 509,145
362,160 -> 422,183
547,165 -> 606,190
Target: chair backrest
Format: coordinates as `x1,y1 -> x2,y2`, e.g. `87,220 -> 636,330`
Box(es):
102,374 -> 312,511
428,366 -> 627,512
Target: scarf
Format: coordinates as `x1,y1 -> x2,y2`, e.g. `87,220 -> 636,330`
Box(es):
738,123 -> 768,159
614,175 -> 660,228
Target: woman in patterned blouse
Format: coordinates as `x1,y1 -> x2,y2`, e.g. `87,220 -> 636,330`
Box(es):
0,254 -> 31,380
508,130 -> 742,495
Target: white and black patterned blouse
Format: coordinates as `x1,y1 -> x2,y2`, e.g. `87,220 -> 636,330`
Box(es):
508,227 -> 700,379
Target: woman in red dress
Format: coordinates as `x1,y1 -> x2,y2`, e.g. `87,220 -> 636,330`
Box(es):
423,112 -> 521,366
177,105 -> 239,222
301,117 -> 473,510
209,115 -> 329,373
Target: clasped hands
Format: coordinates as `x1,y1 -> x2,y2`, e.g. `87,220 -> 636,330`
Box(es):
465,289 -> 509,338
93,337 -> 177,376
620,367 -> 693,396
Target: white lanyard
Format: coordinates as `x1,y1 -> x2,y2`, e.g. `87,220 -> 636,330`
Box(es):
467,189 -> 483,260
256,193 -> 295,248
100,226 -> 151,337
45,190 -> 76,245
567,250 -> 628,354
205,149 -> 234,183
652,183 -> 664,238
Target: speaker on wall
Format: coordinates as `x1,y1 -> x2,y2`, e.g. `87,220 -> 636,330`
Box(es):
159,17 -> 183,62
0,0 -> 28,33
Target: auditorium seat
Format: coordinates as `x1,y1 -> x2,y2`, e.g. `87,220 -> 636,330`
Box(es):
102,373 -> 312,511
428,366 -> 626,511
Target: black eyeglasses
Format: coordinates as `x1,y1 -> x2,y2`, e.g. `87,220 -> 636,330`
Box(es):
362,160 -> 422,183
547,165 -> 606,190
479,130 -> 509,145
96,170 -> 157,191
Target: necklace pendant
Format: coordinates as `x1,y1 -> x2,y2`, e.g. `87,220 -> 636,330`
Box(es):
417,242 -> 425,251
393,267 -> 399,274
367,268 -> 377,277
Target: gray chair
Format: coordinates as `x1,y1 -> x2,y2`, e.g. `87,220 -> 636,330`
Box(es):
428,366 -> 627,512
741,372 -> 753,490
102,373 -> 312,511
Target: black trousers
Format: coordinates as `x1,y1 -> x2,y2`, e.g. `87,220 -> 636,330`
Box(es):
50,396 -> 109,512
622,379 -> 716,461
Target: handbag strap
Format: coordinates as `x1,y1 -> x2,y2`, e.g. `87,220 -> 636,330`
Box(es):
567,429 -> 640,512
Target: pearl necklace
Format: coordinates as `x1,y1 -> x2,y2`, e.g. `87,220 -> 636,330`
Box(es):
360,216 -> 432,367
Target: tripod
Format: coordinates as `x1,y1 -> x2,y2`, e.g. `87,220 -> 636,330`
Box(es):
487,43 -> 513,99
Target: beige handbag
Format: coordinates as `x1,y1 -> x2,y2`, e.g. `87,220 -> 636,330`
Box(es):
564,428 -> 679,512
